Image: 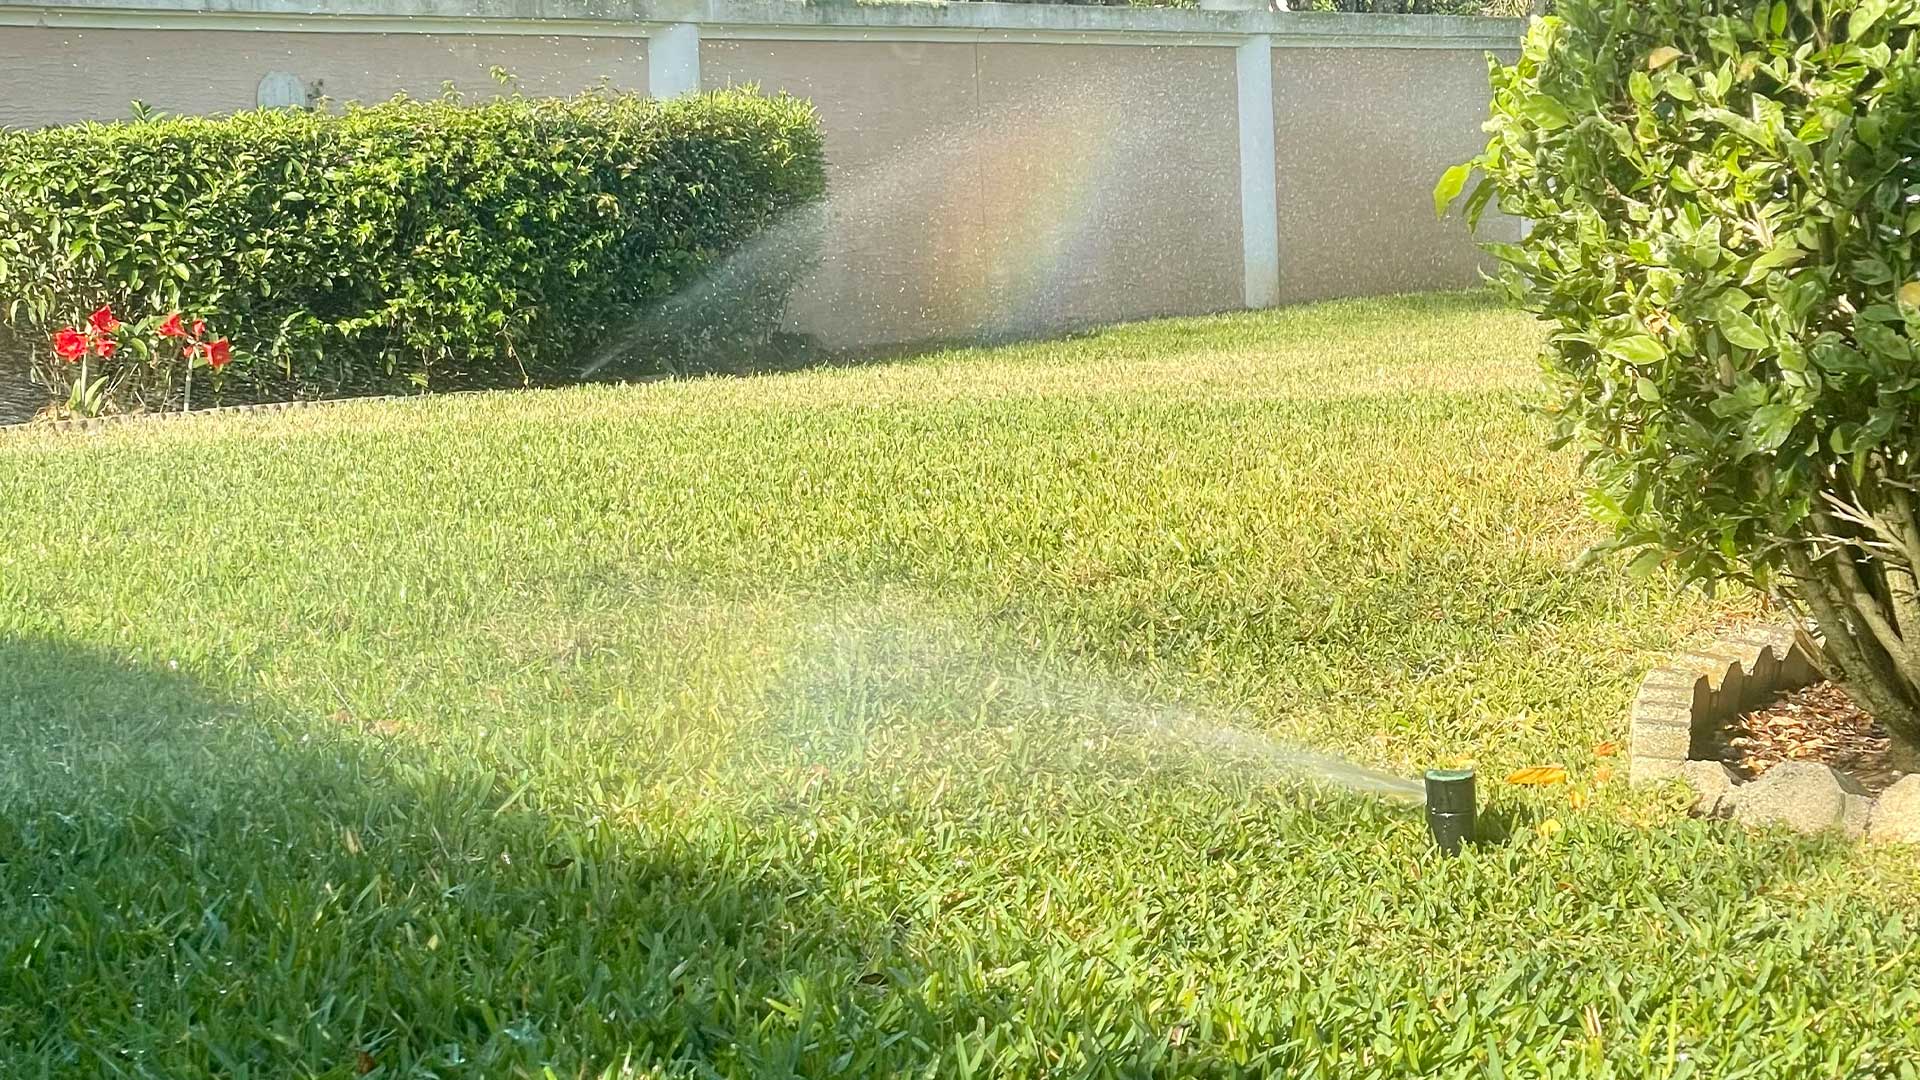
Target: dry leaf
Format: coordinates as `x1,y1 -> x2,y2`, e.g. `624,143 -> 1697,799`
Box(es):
342,828 -> 362,855
355,1049 -> 377,1075
1506,765 -> 1569,786
1569,787 -> 1590,810
1900,281 -> 1920,309
1447,755 -> 1477,769
1595,764 -> 1615,784
1647,46 -> 1684,70
1592,741 -> 1619,758
332,708 -> 354,725
1535,817 -> 1564,838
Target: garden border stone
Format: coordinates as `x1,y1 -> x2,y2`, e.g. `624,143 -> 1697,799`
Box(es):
1627,624 -> 1820,787
1621,624 -> 1918,837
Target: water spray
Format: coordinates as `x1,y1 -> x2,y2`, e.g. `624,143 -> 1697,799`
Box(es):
1423,767 -> 1476,855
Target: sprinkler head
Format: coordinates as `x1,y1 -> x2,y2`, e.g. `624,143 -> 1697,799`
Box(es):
1424,768 -> 1476,855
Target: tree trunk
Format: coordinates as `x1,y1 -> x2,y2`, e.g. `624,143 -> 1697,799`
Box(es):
1785,539 -> 1920,754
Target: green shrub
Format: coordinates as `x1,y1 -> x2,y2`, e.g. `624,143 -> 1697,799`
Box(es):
0,88 -> 825,412
1440,0 -> 1920,746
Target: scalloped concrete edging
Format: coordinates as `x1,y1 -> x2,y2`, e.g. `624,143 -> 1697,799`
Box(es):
0,394 -> 400,436
1627,624 -> 1821,787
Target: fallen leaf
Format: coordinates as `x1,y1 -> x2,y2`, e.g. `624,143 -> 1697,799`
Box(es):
1506,766 -> 1569,786
1569,787 -> 1589,810
342,828 -> 362,855
1593,741 -> 1619,757
1535,817 -> 1564,838
1648,46 -> 1684,70
332,708 -> 354,725
1595,764 -> 1615,784
355,1049 -> 377,1075
1447,755 -> 1476,769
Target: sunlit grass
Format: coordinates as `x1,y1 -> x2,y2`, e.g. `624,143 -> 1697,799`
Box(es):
3,291 -> 1915,1076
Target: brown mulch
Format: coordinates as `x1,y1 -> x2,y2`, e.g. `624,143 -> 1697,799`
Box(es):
1706,681 -> 1908,794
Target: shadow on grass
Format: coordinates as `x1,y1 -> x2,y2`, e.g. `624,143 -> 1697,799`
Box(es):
1472,795 -> 1547,847
0,637 -> 926,1076
4,637 -> 1879,1077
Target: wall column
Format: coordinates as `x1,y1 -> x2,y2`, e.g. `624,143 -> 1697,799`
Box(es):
648,22 -> 701,98
1234,33 -> 1280,309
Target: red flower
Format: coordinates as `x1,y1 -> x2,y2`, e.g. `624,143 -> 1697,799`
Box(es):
93,337 -> 118,359
53,327 -> 87,360
206,339 -> 231,371
88,305 -> 119,335
158,313 -> 185,338
190,319 -> 207,339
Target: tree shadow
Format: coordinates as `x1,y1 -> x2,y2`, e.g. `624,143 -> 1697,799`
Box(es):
1471,793 -> 1546,847
0,637 -> 916,1076
4,637 -> 1892,1076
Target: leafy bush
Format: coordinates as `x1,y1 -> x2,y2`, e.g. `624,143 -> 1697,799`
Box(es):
0,88 -> 824,412
1440,0 -> 1920,746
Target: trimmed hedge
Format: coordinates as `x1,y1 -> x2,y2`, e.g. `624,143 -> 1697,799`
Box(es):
0,88 -> 825,410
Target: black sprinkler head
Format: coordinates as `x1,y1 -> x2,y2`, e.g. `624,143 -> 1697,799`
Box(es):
1424,768 -> 1476,855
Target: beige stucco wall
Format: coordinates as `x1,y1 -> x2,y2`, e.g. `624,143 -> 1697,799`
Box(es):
0,29 -> 647,127
704,39 -> 1241,346
1271,47 -> 1509,304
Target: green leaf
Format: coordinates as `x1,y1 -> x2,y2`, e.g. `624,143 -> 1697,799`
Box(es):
1629,71 -> 1655,105
1713,287 -> 1754,314
1462,176 -> 1497,229
1749,403 -> 1799,451
1718,310 -> 1769,349
1602,334 -> 1667,365
1626,548 -> 1666,578
1520,97 -> 1573,131
1852,254 -> 1895,285
1433,164 -> 1472,219
1742,245 -> 1805,285
1849,0 -> 1889,40
1634,377 -> 1663,402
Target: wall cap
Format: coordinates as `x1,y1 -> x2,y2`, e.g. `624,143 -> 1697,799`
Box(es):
3,0 -> 1526,48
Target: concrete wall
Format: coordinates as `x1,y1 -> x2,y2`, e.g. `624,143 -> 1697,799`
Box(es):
705,39 -> 1241,343
0,29 -> 647,128
0,0 -> 1521,349
1273,46 -> 1515,304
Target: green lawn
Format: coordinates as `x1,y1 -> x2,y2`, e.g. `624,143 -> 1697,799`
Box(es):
3,291 -> 1917,1077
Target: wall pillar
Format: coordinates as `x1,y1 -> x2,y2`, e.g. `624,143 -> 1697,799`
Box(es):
1234,33 -> 1280,310
648,22 -> 701,98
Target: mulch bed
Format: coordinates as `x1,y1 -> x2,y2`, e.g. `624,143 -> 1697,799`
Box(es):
1706,681 -> 1908,794
0,366 -> 39,426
